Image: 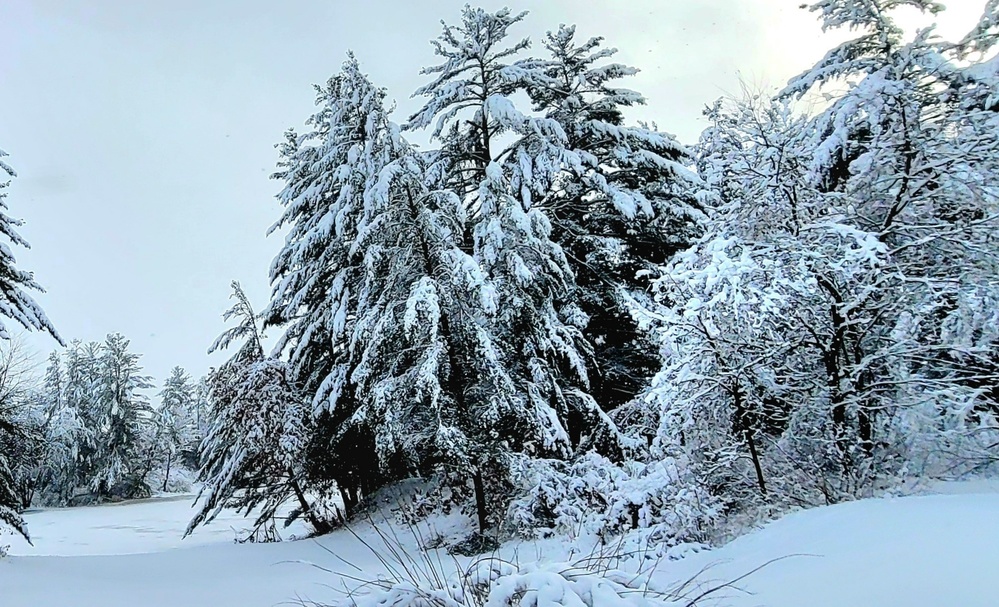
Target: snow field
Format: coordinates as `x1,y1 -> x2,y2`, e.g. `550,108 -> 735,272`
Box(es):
2,484 -> 998,607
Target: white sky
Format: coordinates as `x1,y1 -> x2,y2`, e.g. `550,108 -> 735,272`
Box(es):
0,1 -> 985,388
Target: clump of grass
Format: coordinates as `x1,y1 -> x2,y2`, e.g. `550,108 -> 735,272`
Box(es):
291,512 -> 793,607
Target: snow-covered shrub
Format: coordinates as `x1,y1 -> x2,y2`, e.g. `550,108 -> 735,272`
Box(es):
343,560 -> 678,607
505,452 -> 721,548
321,522 -> 724,607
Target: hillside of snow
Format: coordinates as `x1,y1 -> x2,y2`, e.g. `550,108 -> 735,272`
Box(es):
1,484 -> 997,607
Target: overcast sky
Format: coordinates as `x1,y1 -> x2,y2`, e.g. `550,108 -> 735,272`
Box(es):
0,1 -> 984,389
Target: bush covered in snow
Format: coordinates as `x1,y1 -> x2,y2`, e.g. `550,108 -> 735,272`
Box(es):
322,522 -> 724,607
506,453 -> 721,548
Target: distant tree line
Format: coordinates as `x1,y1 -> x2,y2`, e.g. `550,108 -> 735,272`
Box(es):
1,335 -> 208,513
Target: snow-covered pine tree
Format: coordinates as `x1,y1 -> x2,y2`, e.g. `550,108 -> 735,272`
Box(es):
345,134 -> 516,532
189,282 -> 329,538
30,351 -> 84,506
0,148 -> 60,541
264,55 -> 396,513
149,367 -> 195,492
265,54 -> 376,410
266,49 -> 568,530
472,162 -> 623,459
406,7 -> 629,447
405,7 -> 642,527
182,375 -> 209,471
522,25 -> 705,408
407,10 -> 704,414
89,333 -> 153,499
63,340 -> 102,496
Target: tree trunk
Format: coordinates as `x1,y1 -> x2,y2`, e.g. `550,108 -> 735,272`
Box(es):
161,452 -> 172,493
733,387 -> 767,496
472,468 -> 488,534
338,485 -> 356,523
289,472 -> 330,535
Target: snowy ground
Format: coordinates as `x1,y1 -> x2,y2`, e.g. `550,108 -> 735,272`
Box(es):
2,483 -> 997,606
666,482 -> 999,607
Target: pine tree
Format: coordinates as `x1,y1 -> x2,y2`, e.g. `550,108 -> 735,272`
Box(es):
32,351 -> 83,506
189,282 -> 328,537
346,138 -> 513,532
472,163 -> 622,458
405,6 -> 547,194
265,54 -> 378,412
406,10 -> 705,414
150,367 -> 195,492
265,54 -> 412,516
183,376 -> 210,471
90,334 -> 153,499
0,148 -> 60,541
521,25 -> 704,408
404,7 -> 641,527
64,340 -> 101,495
405,7 -> 626,446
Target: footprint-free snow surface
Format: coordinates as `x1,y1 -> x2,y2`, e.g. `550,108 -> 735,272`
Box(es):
1,484 -> 997,606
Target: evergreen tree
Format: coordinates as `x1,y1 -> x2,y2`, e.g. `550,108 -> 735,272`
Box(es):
182,375 -> 210,471
522,26 -> 704,408
31,351 -> 83,506
150,367 -> 195,492
0,149 -> 60,541
406,9 -> 703,413
64,340 -> 101,494
265,54 -> 375,412
404,7 -> 638,526
90,334 -> 153,499
189,282 -> 328,537
472,163 -> 621,458
405,6 -> 549,195
265,55 -> 408,516
406,7 -> 627,450
351,147 -> 520,531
